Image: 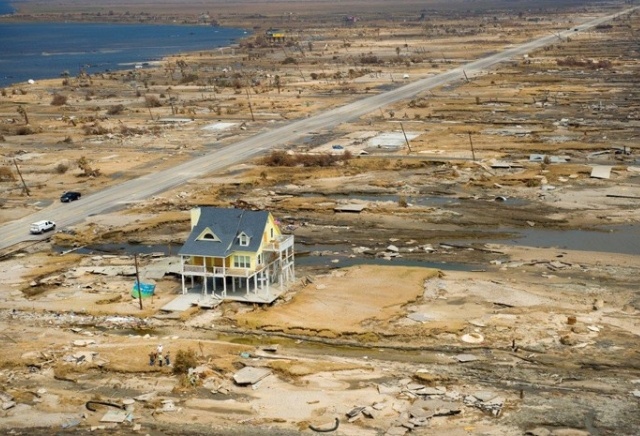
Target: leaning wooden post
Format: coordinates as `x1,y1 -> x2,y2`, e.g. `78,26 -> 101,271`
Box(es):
467,132 -> 476,162
134,254 -> 143,310
400,122 -> 412,153
13,158 -> 30,197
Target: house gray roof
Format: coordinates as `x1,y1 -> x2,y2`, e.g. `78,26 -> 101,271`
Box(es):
178,207 -> 270,258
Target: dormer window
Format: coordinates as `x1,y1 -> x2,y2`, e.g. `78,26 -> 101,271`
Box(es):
238,233 -> 250,247
196,227 -> 221,242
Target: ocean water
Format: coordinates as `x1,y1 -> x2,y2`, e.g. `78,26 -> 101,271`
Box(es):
0,7 -> 247,87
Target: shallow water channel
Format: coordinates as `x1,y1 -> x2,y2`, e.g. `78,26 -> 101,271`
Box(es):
62,223 -> 638,273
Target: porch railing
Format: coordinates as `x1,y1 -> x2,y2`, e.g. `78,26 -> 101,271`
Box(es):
182,264 -> 265,277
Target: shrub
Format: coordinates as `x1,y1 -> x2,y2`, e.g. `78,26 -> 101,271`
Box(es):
51,94 -> 68,106
82,122 -> 110,136
0,166 -> 16,181
16,126 -> 34,135
260,150 -> 295,166
120,125 -> 146,136
556,57 -> 612,69
173,348 -> 198,375
55,162 -> 69,174
106,104 -> 125,115
260,150 -> 352,167
145,95 -> 162,107
179,74 -> 199,84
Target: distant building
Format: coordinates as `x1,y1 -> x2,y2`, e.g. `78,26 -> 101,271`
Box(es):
344,16 -> 358,26
266,28 -> 286,43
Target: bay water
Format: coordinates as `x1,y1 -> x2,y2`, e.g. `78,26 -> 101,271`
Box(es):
0,3 -> 247,87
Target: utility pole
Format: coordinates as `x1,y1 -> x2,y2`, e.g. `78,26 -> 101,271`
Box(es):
134,254 -> 143,310
245,89 -> 255,122
13,158 -> 30,196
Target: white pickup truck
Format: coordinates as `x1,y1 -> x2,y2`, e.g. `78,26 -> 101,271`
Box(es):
30,220 -> 56,234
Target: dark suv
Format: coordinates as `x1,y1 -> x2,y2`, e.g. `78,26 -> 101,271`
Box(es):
60,191 -> 81,202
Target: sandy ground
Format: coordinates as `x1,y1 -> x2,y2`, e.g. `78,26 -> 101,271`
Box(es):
1,1 -> 640,435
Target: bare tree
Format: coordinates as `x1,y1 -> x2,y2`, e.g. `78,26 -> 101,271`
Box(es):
77,156 -> 100,177
274,75 -> 281,94
17,105 -> 29,124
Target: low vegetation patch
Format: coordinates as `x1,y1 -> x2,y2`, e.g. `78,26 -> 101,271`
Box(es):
260,150 -> 352,167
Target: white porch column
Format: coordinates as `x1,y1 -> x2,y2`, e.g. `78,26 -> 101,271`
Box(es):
180,256 -> 186,294
222,264 -> 227,297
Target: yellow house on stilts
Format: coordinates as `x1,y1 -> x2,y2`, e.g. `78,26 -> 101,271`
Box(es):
178,207 -> 295,304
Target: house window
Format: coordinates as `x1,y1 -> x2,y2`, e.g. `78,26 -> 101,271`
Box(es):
234,255 -> 250,269
257,253 -> 263,265
238,233 -> 250,247
270,228 -> 274,239
196,227 -> 221,242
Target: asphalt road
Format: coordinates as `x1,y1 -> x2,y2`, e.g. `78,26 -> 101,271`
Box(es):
0,7 -> 635,251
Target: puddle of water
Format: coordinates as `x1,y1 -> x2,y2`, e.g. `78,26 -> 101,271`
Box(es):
218,334 -> 448,364
298,253 -> 474,271
481,225 -> 640,255
298,193 -> 529,207
58,243 -> 177,256
59,225 -> 638,265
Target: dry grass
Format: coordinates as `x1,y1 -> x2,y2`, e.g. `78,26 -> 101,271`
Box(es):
267,359 -> 366,378
235,265 -> 439,335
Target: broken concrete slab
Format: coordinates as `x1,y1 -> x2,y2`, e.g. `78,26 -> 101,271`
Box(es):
525,428 -> 552,436
232,367 -> 271,386
72,339 -> 96,347
529,154 -> 569,163
408,404 -> 433,419
346,406 -> 366,418
472,391 -> 497,402
89,266 -> 136,276
160,399 -> 179,412
377,384 -> 401,395
427,399 -> 462,416
590,165 -> 612,179
407,312 -> 431,323
461,333 -> 484,344
334,203 -> 366,213
386,425 -> 409,435
100,409 -> 128,423
362,406 -> 376,418
415,387 -> 447,396
2,401 -> 16,410
455,354 -> 480,363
